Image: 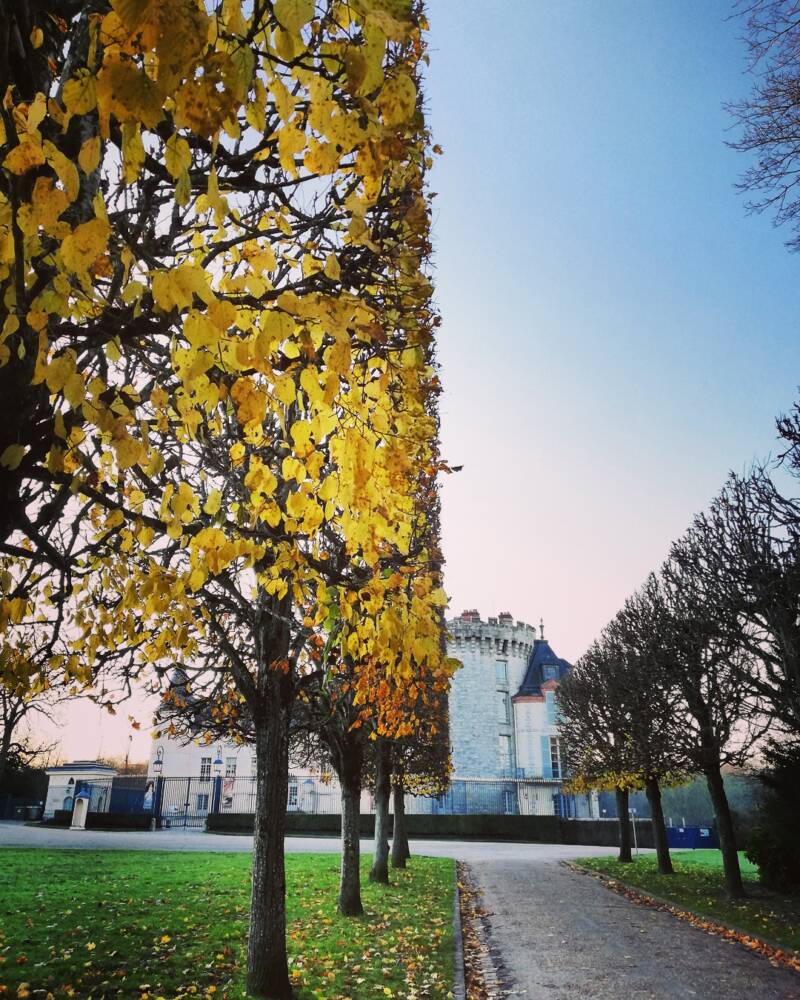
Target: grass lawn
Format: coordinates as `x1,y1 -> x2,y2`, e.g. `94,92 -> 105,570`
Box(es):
0,850 -> 454,999
577,850 -> 800,954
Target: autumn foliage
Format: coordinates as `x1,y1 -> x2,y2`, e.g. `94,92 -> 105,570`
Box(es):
0,1 -> 451,996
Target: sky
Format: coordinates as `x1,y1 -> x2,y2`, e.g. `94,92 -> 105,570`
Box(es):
35,0 -> 800,763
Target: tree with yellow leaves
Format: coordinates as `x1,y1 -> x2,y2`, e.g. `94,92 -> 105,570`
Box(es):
1,0 -> 445,996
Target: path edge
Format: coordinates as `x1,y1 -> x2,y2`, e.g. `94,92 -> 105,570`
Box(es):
565,860 -> 800,972
453,865 -> 466,1000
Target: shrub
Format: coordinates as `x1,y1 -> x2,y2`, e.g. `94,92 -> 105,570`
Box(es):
746,741 -> 800,893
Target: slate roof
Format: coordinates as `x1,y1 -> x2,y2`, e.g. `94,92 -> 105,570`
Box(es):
515,639 -> 571,697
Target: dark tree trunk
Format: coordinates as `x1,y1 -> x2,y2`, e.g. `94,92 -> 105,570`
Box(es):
615,787 -> 632,863
391,777 -> 410,869
246,701 -> 292,999
370,741 -> 391,884
644,776 -> 673,875
706,766 -> 745,899
338,742 -> 364,916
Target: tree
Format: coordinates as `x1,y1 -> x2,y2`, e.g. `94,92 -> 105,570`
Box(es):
662,534 -> 764,899
1,3 -> 444,998
777,395 -> 800,476
390,682 -> 451,868
602,578 -> 692,876
728,1 -> 800,250
558,641 -> 642,864
679,471 -> 800,735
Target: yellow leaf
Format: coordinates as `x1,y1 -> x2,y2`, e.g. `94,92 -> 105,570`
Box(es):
377,73 -> 417,126
3,140 -> 45,175
165,134 -> 191,179
0,444 -> 27,470
304,139 -> 340,175
203,489 -> 222,516
63,71 -> 98,116
121,122 -> 145,184
274,0 -> 314,34
60,218 -> 111,276
323,253 -> 340,281
78,136 -> 102,174
96,55 -> 165,130
30,26 -> 44,48
43,140 -> 80,202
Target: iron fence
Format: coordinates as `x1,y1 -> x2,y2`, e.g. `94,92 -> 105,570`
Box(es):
44,773 -> 591,824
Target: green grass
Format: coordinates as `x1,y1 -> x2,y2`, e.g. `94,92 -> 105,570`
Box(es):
666,849 -> 759,876
0,850 -> 454,999
577,850 -> 800,954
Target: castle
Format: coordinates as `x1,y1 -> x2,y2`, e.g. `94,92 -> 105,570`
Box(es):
137,608 -> 597,820
448,609 -> 569,780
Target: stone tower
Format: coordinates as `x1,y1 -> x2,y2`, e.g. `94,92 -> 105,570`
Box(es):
447,610 -> 537,778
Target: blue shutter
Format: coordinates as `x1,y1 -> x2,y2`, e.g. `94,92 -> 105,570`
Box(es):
546,692 -> 556,725
541,735 -> 553,779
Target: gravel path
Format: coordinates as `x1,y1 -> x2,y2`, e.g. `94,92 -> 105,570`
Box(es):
0,821 -> 616,861
470,857 -> 800,999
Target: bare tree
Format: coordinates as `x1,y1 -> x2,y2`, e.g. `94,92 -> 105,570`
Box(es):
693,471 -> 800,734
728,1 -> 800,249
557,641 -> 640,863
662,533 -> 765,899
603,577 -> 694,876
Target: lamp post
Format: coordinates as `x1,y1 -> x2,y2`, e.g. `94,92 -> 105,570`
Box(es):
151,746 -> 165,830
630,807 -> 639,856
211,748 -> 224,817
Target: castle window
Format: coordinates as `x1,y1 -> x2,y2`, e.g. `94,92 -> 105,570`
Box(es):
497,692 -> 510,723
543,665 -> 558,681
196,793 -> 209,811
549,737 -> 562,780
495,660 -> 508,684
499,734 -> 512,771
199,756 -> 211,780
225,757 -> 237,777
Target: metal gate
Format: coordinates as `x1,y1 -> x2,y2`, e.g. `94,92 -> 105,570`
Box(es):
157,777 -> 213,829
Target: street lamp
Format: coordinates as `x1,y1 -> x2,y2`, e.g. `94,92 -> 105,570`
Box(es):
152,745 -> 164,775
212,747 -> 224,779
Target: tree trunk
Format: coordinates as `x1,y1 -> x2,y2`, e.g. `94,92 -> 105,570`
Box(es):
705,766 -> 745,898
370,741 -> 391,884
338,744 -> 364,916
391,777 -> 410,869
615,787 -> 632,863
246,708 -> 292,999
644,776 -> 673,875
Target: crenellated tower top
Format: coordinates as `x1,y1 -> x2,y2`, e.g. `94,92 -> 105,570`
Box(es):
447,609 -> 537,659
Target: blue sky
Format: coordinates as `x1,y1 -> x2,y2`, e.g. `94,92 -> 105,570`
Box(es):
429,0 -> 800,660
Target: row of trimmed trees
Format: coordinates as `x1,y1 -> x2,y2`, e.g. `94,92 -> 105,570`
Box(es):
558,400 -> 800,899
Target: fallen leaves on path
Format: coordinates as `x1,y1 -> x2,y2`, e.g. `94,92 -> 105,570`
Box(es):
568,862 -> 800,976
456,862 -> 510,1000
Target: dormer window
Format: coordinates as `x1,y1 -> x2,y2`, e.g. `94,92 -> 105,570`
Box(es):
543,665 -> 558,681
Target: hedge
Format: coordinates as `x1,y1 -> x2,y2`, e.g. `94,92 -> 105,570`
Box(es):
206,811 -> 634,845
43,811 -> 153,831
